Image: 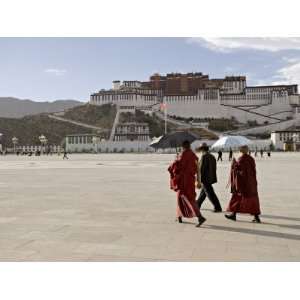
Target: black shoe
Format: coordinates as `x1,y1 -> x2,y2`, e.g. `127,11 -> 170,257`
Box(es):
178,217 -> 183,223
196,216 -> 206,227
252,216 -> 261,223
213,209 -> 222,213
225,214 -> 236,221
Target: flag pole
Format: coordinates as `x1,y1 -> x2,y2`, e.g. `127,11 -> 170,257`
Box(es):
164,101 -> 167,135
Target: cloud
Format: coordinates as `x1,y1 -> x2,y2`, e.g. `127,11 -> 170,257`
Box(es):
188,37 -> 300,53
272,60 -> 300,85
44,68 -> 67,76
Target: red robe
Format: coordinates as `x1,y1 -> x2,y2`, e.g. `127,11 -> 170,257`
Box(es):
168,149 -> 200,218
227,154 -> 261,215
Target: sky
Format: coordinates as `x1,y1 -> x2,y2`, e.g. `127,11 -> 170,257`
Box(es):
1,37 -> 300,102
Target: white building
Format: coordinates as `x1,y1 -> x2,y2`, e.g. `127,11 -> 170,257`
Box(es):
66,133 -> 153,153
66,134 -> 99,153
90,73 -> 300,125
271,130 -> 300,150
114,122 -> 150,142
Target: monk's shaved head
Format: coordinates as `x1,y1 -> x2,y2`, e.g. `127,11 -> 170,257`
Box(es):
239,145 -> 249,154
182,140 -> 191,149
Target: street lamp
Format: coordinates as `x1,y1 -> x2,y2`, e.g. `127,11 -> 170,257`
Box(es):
12,136 -> 18,154
39,134 -> 47,154
0,133 -> 3,153
292,133 -> 299,152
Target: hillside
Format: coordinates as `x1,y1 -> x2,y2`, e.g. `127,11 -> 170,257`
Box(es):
0,104 -> 116,148
63,103 -> 116,130
0,97 -> 83,118
0,114 -> 94,147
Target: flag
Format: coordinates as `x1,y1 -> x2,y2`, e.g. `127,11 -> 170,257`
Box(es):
160,103 -> 167,110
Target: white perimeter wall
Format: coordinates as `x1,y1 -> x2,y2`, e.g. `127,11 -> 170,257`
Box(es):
66,141 -> 154,153
165,96 -> 293,124
90,94 -> 296,125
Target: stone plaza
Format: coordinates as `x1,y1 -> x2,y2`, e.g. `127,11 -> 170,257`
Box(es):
0,152 -> 299,261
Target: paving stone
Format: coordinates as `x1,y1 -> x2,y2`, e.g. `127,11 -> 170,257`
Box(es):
0,153 -> 299,261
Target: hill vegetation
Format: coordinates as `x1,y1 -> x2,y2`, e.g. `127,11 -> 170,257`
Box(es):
63,103 -> 117,129
0,114 -> 94,147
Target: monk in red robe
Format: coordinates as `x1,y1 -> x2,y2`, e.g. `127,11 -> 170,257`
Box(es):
225,145 -> 261,223
168,140 -> 206,227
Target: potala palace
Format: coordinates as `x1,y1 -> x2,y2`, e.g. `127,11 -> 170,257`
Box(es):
90,72 -> 300,125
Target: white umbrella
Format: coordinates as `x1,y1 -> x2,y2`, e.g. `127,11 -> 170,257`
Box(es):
150,136 -> 163,146
211,135 -> 252,151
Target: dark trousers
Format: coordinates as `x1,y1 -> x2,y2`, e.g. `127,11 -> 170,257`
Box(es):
197,183 -> 222,211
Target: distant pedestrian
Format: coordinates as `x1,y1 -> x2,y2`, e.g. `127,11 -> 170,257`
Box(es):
225,145 -> 261,223
63,149 -> 69,160
229,148 -> 233,161
260,149 -> 264,158
254,148 -> 258,157
217,150 -> 223,162
196,143 -> 222,213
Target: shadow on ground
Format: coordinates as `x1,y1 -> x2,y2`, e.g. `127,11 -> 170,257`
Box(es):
206,225 -> 300,241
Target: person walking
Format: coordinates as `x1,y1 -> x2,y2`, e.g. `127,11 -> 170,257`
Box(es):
196,143 -> 222,212
168,140 -> 206,227
225,145 -> 261,223
229,147 -> 233,161
217,149 -> 223,162
63,149 -> 69,160
260,149 -> 264,158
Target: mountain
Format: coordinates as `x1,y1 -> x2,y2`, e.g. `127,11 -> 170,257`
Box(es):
0,97 -> 83,118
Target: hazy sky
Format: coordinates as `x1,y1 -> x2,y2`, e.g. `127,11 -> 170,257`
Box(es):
1,37 -> 300,102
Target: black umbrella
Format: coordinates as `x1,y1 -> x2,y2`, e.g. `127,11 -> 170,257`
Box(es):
150,131 -> 199,149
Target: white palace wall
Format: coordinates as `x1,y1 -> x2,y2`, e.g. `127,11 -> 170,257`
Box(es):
165,95 -> 294,124
90,94 -> 158,107
90,91 -> 298,125
166,100 -> 228,119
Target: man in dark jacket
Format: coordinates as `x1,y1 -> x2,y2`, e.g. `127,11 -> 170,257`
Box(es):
196,143 -> 222,212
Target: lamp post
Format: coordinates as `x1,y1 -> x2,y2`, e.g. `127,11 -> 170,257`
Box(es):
160,102 -> 167,135
12,136 -> 18,154
39,134 -> 47,154
292,133 -> 298,152
0,133 -> 3,153
44,138 -> 48,154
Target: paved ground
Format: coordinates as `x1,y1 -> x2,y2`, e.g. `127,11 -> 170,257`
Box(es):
0,152 -> 299,261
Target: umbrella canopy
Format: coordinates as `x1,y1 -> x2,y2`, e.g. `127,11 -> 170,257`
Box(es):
211,135 -> 252,151
150,131 -> 199,149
